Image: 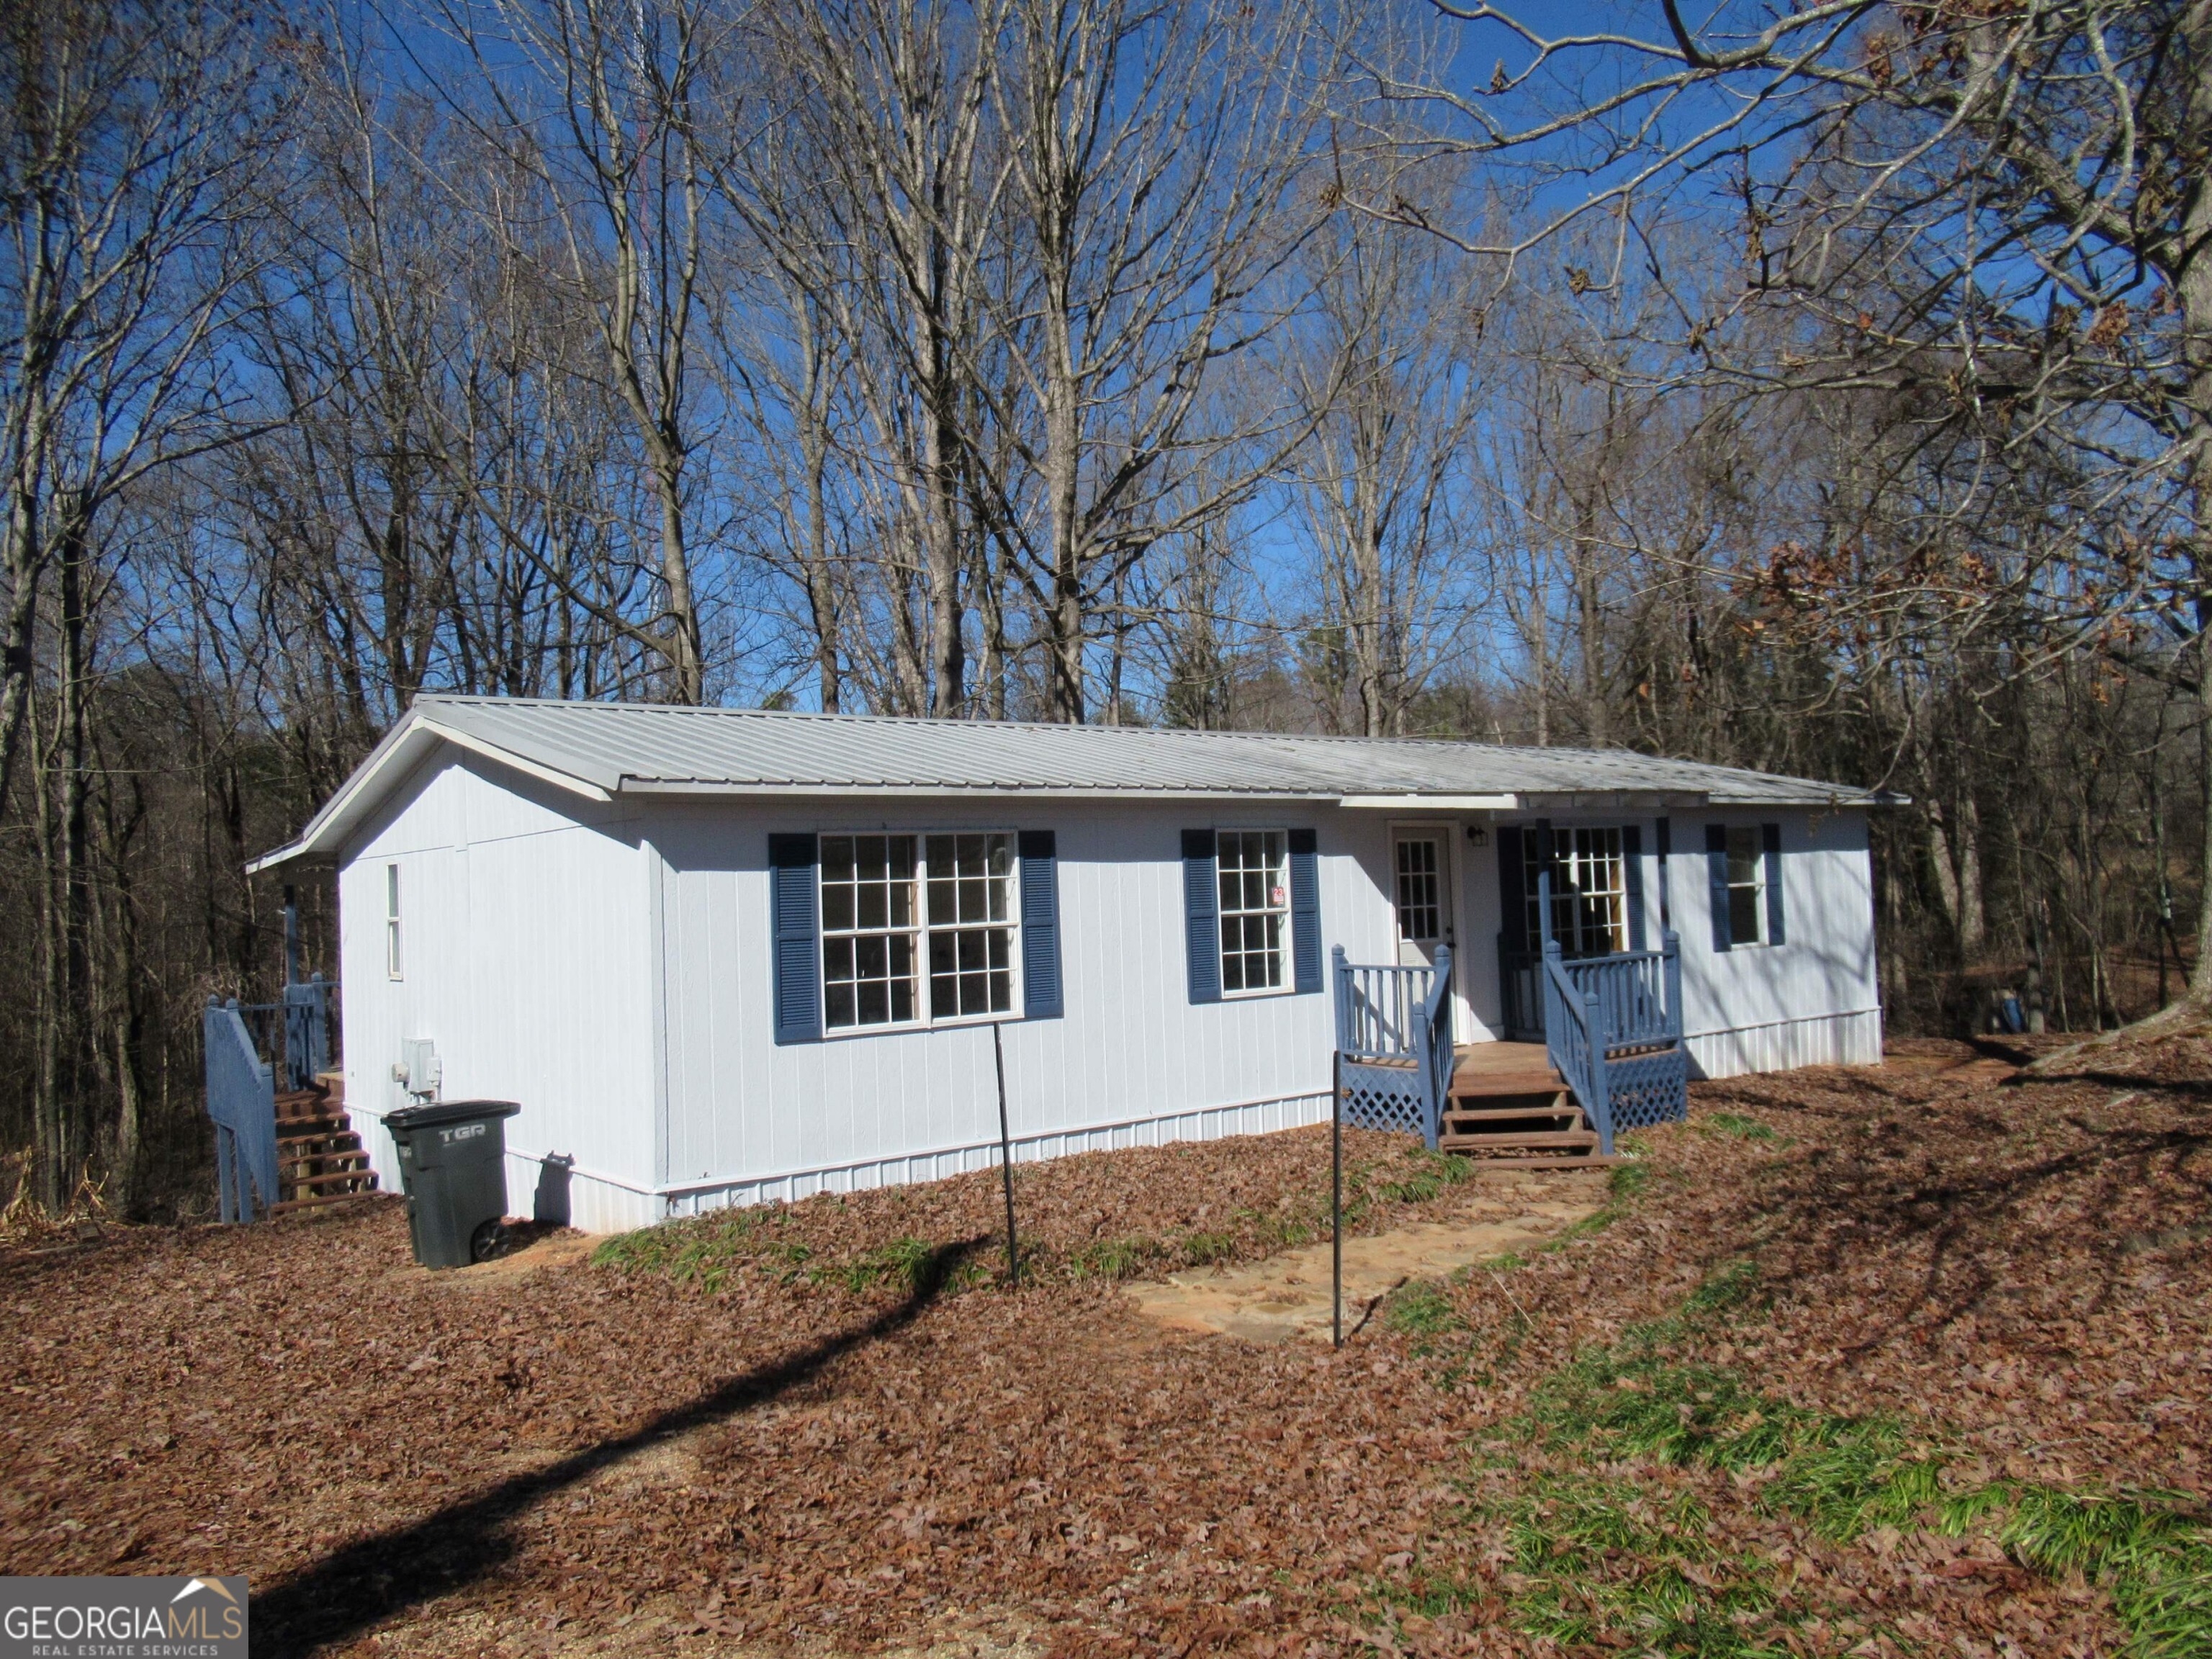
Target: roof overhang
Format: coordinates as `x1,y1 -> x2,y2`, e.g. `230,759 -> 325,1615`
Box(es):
245,712 -> 611,875
1336,793 -> 1519,810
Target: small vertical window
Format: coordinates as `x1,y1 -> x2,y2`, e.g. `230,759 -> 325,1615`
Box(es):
1725,827 -> 1765,945
1217,830 -> 1288,994
385,863 -> 403,980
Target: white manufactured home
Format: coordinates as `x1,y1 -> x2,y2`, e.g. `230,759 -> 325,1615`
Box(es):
251,697 -> 1887,1233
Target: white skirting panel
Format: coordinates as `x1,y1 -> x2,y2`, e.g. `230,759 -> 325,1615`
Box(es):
500,1148 -> 660,1234
658,1088 -> 1336,1225
1686,1007 -> 1883,1082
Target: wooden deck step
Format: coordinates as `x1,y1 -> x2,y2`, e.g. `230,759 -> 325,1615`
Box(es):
1437,1150 -> 1629,1168
270,1190 -> 379,1217
279,1149 -> 372,1173
1442,1106 -> 1583,1132
281,1167 -> 379,1192
277,1128 -> 364,1152
1447,1129 -> 1599,1149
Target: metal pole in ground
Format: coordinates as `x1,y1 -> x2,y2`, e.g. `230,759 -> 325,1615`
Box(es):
992,1020 -> 1019,1287
1332,1047 -> 1343,1350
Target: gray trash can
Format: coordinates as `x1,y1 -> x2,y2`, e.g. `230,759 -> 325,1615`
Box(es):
385,1100 -> 521,1268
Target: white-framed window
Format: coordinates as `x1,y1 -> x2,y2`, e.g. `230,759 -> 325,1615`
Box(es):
1725,826 -> 1766,946
385,863 -> 403,980
1218,828 -> 1290,995
1523,827 -> 1626,958
1395,837 -> 1442,943
819,831 -> 1017,1031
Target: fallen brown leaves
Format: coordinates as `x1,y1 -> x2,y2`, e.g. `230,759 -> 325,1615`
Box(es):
2,1035 -> 2207,1658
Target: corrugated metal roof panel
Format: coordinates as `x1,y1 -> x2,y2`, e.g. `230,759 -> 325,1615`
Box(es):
421,696 -> 1881,805
248,695 -> 1892,871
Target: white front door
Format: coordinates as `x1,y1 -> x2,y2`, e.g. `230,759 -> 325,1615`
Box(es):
1391,829 -> 1453,968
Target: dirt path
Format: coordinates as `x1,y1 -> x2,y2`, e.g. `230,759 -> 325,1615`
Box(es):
1125,1166 -> 1607,1342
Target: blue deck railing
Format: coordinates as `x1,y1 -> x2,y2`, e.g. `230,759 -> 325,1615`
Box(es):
1539,934 -> 1686,1155
1332,945 -> 1454,1149
204,975 -> 338,1222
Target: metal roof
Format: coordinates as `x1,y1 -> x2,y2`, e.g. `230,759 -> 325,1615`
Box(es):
248,694 -> 1896,871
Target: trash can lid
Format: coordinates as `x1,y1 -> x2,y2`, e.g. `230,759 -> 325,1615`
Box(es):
386,1098 -> 521,1130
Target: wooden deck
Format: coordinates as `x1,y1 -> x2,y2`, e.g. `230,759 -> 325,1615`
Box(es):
1450,1040 -> 1563,1097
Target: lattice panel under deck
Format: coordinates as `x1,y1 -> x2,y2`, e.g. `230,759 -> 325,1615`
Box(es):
1339,1060 -> 1429,1139
1605,1048 -> 1689,1128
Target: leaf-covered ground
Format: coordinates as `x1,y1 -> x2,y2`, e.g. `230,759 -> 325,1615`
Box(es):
4,1037 -> 2208,1657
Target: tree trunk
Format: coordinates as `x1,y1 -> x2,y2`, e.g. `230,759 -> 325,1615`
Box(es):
651,452 -> 704,705
2176,0 -> 2212,1001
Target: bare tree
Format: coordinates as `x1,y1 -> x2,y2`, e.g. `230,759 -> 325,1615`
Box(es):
415,0 -> 747,703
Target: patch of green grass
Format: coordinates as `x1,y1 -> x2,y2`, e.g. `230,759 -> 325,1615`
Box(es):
1682,1257 -> 1762,1318
1700,1110 -> 1785,1144
1384,1281 -> 1462,1339
589,1210 -> 814,1292
1375,1147 -> 1473,1206
1941,1483 -> 2212,1658
831,1235 -> 937,1294
1488,1470 -> 1808,1655
1388,1252 -> 2212,1658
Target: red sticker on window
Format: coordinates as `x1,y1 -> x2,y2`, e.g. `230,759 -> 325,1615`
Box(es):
1271,886 -> 1287,906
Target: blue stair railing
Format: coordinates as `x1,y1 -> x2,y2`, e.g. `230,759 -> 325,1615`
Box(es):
1540,932 -> 1688,1156
204,999 -> 280,1223
204,974 -> 338,1221
1333,945 -> 1454,1148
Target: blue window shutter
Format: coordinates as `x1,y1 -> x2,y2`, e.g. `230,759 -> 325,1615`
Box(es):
1019,830 -> 1064,1019
1655,817 -> 1671,931
1287,827 -> 1321,994
768,833 -> 821,1043
1182,829 -> 1220,1004
1622,824 -> 1647,953
1763,822 -> 1786,945
1496,825 -> 1527,950
1705,823 -> 1731,953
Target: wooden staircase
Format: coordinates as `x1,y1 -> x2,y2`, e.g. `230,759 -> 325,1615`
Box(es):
1438,1042 -> 1624,1166
270,1071 -> 380,1215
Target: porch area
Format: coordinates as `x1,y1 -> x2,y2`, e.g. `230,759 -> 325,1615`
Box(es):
1332,937 -> 1689,1165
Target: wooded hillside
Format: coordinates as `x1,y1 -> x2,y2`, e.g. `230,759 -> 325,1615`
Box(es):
3,0 -> 2206,1215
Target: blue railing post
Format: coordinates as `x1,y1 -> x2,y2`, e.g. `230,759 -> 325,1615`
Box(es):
1583,985 -> 1616,1156
1411,1001 -> 1437,1149
1331,944 -> 1349,1051
1662,930 -> 1683,1043
1421,945 -> 1452,1148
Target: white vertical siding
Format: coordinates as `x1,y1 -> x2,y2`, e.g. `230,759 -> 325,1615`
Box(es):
336,754 -> 659,1219
649,801 -> 1400,1218
334,757 -> 1885,1234
1660,807 -> 1883,1078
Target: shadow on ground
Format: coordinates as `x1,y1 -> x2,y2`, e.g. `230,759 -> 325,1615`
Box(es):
253,1236 -> 984,1658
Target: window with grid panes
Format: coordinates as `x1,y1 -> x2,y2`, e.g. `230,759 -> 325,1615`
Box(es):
819,834 -> 918,1029
1521,827 -> 1627,958
1217,829 -> 1289,994
819,832 -> 1019,1030
1394,838 -> 1442,943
